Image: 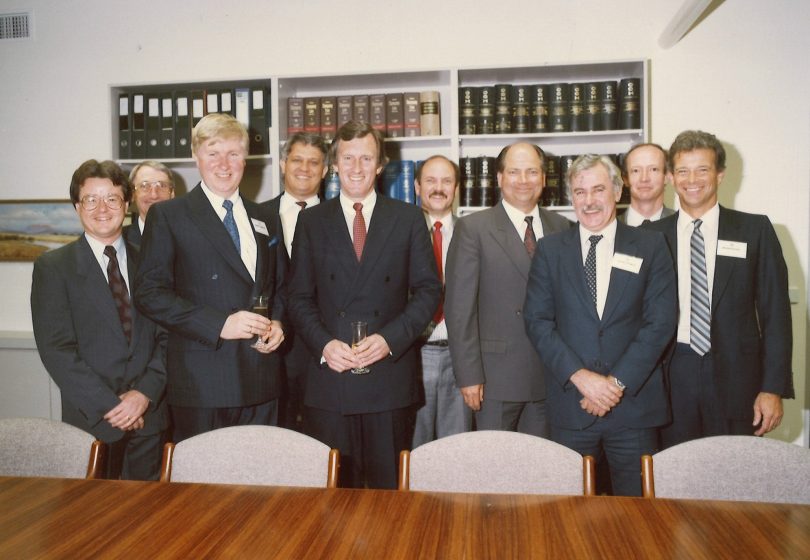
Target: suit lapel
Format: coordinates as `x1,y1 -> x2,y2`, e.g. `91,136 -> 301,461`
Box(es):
75,237 -> 130,343
187,185 -> 253,285
560,228 -> 599,322
490,204 -> 532,281
712,206 -> 737,312
323,198 -> 360,287
245,199 -> 271,297
601,223 -> 635,325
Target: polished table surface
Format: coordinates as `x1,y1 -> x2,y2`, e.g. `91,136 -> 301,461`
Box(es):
1,476 -> 808,559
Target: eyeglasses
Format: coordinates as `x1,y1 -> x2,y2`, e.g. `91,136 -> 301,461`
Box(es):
79,195 -> 125,211
135,180 -> 174,194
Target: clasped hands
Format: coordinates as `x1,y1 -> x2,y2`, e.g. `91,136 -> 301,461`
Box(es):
220,311 -> 284,353
322,334 -> 390,373
570,369 -> 624,417
104,390 -> 150,431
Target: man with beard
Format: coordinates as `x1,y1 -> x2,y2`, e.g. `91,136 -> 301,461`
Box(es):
411,155 -> 472,448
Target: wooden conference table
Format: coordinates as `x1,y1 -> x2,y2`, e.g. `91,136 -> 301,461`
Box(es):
1,476 -> 808,559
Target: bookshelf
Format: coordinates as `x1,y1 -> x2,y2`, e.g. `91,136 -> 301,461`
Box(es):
111,60 -> 647,208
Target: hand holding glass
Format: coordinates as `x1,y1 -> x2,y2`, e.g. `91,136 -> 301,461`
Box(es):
251,296 -> 270,351
351,321 -> 370,374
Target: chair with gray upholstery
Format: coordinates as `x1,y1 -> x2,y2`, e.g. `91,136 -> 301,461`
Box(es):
641,435 -> 810,504
160,425 -> 340,488
0,417 -> 103,479
398,430 -> 595,495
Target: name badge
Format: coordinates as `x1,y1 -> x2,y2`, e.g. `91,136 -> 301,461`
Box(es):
251,218 -> 269,236
611,253 -> 643,274
717,240 -> 746,259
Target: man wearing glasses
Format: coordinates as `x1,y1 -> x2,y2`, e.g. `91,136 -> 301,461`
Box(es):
123,160 -> 175,250
31,159 -> 169,479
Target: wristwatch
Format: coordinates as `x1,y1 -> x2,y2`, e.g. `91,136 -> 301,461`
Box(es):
613,377 -> 626,389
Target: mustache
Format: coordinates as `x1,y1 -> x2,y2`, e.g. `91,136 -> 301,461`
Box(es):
427,191 -> 449,199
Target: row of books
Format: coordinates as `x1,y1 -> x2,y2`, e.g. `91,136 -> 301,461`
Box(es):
117,86 -> 271,159
323,160 -> 418,204
460,154 -> 631,208
459,78 -> 641,135
287,92 -> 441,141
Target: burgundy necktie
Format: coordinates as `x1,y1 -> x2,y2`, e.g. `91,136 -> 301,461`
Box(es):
524,216 -> 537,257
432,221 -> 444,324
104,245 -> 132,343
296,201 -> 307,211
353,203 -> 366,261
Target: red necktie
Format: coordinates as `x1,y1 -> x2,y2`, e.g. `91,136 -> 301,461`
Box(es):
524,216 -> 537,257
353,203 -> 366,261
103,245 -> 132,343
433,221 -> 444,324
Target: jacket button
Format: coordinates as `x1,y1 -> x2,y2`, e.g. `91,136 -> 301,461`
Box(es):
339,311 -> 346,317
374,311 -> 380,317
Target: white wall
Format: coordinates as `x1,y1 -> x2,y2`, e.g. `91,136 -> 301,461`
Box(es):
0,0 -> 807,442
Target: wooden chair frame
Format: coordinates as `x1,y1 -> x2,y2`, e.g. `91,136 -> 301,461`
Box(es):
640,454 -> 655,498
86,440 -> 104,479
398,449 -> 596,496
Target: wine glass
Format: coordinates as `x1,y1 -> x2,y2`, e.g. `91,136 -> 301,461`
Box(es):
250,295 -> 270,350
350,321 -> 370,374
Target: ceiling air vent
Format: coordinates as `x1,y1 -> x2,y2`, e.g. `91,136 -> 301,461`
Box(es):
0,12 -> 32,40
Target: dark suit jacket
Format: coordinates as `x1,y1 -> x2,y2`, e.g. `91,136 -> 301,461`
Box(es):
134,184 -> 282,408
523,221 -> 677,430
617,205 -> 675,224
123,220 -> 142,251
644,207 -> 794,420
31,235 -> 168,442
445,204 -> 571,402
286,195 -> 441,415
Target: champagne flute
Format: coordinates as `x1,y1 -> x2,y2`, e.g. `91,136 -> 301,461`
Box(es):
251,295 -> 270,350
351,321 -> 370,374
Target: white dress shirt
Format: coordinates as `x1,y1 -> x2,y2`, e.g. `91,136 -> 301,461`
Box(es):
85,233 -> 130,292
339,191 -> 377,240
279,192 -> 320,257
501,199 -> 545,240
426,212 -> 453,342
625,205 -> 665,227
579,219 -> 617,319
200,182 -> 257,280
676,204 -> 719,344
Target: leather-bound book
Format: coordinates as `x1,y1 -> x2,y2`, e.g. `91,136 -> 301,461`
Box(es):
477,156 -> 497,207
385,93 -> 404,138
618,78 -> 641,130
303,97 -> 320,134
599,81 -> 618,131
460,156 -> 479,206
584,82 -> 601,131
557,154 -> 577,206
531,85 -> 550,133
512,85 -> 530,134
287,97 -> 304,135
419,91 -> 441,136
568,83 -> 585,132
458,86 -> 478,135
337,96 -> 353,129
549,83 -> 569,132
353,95 -> 370,124
542,155 -> 560,207
403,92 -> 421,137
494,84 -> 512,134
370,94 -> 387,135
320,96 -> 337,141
478,86 -> 495,134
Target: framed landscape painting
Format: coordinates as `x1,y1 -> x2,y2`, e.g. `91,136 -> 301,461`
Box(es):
0,200 -> 82,262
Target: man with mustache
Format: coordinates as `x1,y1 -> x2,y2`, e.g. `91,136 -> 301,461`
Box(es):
523,154 -> 676,496
411,155 -> 472,448
445,142 -> 570,437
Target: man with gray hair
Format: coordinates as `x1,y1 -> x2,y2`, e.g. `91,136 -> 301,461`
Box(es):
124,160 -> 175,250
523,153 -> 676,496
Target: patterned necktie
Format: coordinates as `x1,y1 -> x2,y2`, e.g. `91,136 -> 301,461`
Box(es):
103,245 -> 132,343
585,234 -> 603,306
296,201 -> 307,211
222,199 -> 240,253
524,216 -> 537,257
432,221 -> 444,324
353,202 -> 366,261
690,219 -> 711,355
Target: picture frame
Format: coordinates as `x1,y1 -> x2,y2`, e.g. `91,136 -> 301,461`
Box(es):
0,199 -> 82,262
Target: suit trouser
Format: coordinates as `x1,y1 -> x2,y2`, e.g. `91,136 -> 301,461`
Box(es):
104,428 -> 168,481
304,405 -> 411,489
169,399 -> 279,443
412,344 -> 472,448
475,398 -> 549,438
661,344 -> 753,449
279,334 -> 309,432
552,420 -> 657,497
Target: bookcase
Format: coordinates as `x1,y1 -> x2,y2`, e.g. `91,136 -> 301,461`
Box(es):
111,59 -> 647,211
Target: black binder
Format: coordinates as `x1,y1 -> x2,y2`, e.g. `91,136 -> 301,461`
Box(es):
249,87 -> 270,155
118,93 -> 131,159
131,93 -> 146,159
145,95 -> 161,158
174,92 -> 192,158
160,94 -> 174,159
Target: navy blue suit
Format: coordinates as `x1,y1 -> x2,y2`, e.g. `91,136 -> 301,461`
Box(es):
523,221 -> 677,495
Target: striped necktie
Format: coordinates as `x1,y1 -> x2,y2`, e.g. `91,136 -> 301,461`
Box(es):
690,219 -> 711,355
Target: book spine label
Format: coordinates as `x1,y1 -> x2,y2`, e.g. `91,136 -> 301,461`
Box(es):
320,96 -> 337,140
385,93 -> 404,138
287,97 -> 304,135
353,95 -> 370,124
512,85 -> 530,134
494,84 -> 512,134
370,94 -> 387,134
403,92 -> 421,136
420,91 -> 441,136
568,83 -> 585,132
549,83 -> 569,132
304,97 -> 321,133
531,85 -> 549,133
600,81 -> 618,131
337,96 -> 353,129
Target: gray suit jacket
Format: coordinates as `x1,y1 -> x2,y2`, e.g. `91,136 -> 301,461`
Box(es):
445,203 -> 571,401
31,235 -> 168,442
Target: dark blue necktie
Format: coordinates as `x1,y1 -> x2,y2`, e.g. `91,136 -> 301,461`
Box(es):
222,199 -> 240,253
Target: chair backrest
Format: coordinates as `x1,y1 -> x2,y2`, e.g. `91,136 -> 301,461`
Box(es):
642,435 -> 810,504
0,417 -> 102,479
161,425 -> 339,488
399,431 -> 595,495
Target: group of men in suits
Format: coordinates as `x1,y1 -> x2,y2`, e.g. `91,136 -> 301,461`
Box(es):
31,121 -> 793,491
